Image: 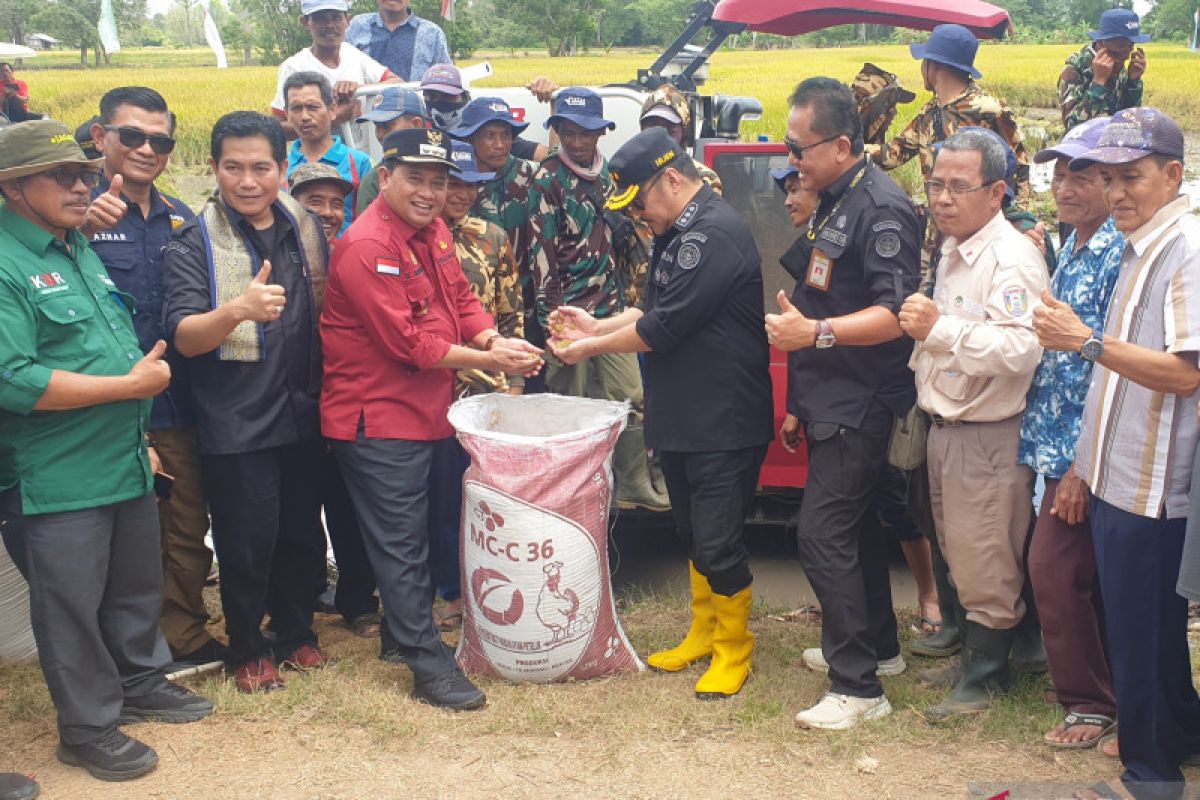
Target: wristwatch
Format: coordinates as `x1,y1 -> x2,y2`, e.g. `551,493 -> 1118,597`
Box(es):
815,319 -> 836,349
1080,328 -> 1104,362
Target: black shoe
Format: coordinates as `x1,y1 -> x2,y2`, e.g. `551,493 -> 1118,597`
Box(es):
170,639 -> 230,669
0,773 -> 38,800
411,669 -> 486,711
118,682 -> 214,725
56,729 -> 158,782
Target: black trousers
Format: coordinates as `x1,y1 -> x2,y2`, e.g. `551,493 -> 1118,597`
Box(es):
322,449 -> 379,622
202,441 -> 325,665
1,489 -> 171,745
332,431 -> 457,682
427,437 -> 470,603
796,408 -> 897,699
660,444 -> 768,597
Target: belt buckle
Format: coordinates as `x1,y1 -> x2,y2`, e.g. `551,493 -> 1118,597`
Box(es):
931,414 -> 959,428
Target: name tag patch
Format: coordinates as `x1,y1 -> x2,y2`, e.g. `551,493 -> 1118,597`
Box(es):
806,249 -> 832,291
92,231 -> 130,242
818,228 -> 847,248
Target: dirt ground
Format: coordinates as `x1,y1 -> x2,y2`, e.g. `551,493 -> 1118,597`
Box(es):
5,597 -> 1200,800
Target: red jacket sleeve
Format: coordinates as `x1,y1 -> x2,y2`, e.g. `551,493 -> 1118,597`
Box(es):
330,238 -> 452,370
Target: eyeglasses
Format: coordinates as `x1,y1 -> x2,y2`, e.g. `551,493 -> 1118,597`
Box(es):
631,171 -> 666,211
104,125 -> 176,155
924,179 -> 997,199
36,168 -> 102,190
783,134 -> 841,160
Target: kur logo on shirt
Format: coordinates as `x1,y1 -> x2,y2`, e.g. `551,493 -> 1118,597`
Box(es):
30,272 -> 66,289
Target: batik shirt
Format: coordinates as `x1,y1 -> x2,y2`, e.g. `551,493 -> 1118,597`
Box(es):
873,82 -> 1031,210
1018,218 -> 1122,479
1058,44 -> 1143,131
451,215 -> 523,394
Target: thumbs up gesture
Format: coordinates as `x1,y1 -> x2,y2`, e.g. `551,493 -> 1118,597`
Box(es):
234,259 -> 287,323
764,290 -> 817,351
1032,289 -> 1091,352
126,339 -> 172,399
82,173 -> 128,237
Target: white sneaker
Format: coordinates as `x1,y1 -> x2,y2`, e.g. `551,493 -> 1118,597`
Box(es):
801,648 -> 907,676
794,692 -> 893,730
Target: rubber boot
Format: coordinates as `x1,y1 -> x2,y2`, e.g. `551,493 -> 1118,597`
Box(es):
910,537 -> 963,658
917,656 -> 962,688
614,425 -> 671,512
646,562 -> 716,672
926,621 -> 1015,721
1010,563 -> 1047,674
694,586 -> 754,699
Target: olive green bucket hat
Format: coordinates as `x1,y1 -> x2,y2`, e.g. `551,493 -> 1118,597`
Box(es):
0,119 -> 102,182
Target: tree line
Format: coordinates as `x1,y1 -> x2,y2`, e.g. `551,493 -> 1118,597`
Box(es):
0,0 -> 1194,67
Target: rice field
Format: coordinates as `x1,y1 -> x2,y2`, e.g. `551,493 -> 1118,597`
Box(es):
23,43 -> 1200,170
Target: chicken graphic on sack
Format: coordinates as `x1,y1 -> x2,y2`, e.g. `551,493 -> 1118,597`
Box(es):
536,561 -> 580,644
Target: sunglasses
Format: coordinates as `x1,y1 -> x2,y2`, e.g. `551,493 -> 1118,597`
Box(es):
104,125 -> 176,155
783,134 -> 841,160
631,170 -> 666,211
36,168 -> 102,190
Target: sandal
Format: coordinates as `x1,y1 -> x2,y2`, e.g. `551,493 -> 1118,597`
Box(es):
350,612 -> 381,638
909,616 -> 942,636
1045,712 -> 1116,749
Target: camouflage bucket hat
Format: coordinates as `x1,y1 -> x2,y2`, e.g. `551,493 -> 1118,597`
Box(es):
0,119 -> 102,181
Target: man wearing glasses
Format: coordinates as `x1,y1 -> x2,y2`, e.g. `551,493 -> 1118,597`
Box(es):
83,87 -> 226,671
0,120 -> 212,782
764,77 -> 921,731
900,127 -> 1047,720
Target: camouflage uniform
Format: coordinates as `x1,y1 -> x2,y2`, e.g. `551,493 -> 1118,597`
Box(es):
872,83 -> 1031,210
527,154 -> 646,330
852,63 -> 916,149
1058,44 -> 1143,130
450,215 -> 524,395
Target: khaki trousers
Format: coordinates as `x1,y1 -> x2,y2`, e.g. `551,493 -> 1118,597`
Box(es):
544,350 -> 645,422
152,426 -> 215,656
926,414 -> 1033,629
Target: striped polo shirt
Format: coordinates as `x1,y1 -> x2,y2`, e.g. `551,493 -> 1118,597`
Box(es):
1074,195 -> 1200,519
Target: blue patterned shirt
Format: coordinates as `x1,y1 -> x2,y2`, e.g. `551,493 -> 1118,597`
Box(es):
1018,218 -> 1123,478
346,12 -> 451,82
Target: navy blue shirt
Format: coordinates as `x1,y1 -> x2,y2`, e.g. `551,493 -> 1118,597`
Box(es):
89,177 -> 196,431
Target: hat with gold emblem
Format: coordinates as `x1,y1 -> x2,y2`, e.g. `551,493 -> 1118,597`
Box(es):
380,127 -> 457,169
605,127 -> 685,211
0,119 -> 102,181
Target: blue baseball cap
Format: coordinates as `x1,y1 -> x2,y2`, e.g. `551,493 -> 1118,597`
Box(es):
1034,116 -> 1111,164
545,87 -> 615,132
451,97 -> 530,139
449,140 -> 495,184
357,87 -> 426,124
770,165 -> 799,195
910,24 -> 982,80
1071,107 -> 1185,170
1089,9 -> 1151,44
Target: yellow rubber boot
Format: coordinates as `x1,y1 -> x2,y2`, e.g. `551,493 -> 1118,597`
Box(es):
646,563 -> 716,672
694,586 -> 754,699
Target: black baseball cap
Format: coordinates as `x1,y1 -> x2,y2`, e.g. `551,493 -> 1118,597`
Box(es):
380,127 -> 457,169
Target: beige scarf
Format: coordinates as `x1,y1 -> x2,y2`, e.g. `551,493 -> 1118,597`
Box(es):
199,192 -> 327,362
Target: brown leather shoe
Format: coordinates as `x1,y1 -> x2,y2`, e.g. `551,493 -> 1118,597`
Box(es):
233,657 -> 284,693
280,644 -> 332,671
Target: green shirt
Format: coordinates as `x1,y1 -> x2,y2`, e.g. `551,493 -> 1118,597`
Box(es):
356,164 -> 382,217
0,206 -> 152,514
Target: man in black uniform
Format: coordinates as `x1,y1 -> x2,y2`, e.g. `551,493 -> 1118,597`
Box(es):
548,128 -> 773,699
766,77 -> 921,730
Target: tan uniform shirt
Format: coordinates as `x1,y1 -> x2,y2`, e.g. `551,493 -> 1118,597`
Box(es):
911,210 -> 1049,422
